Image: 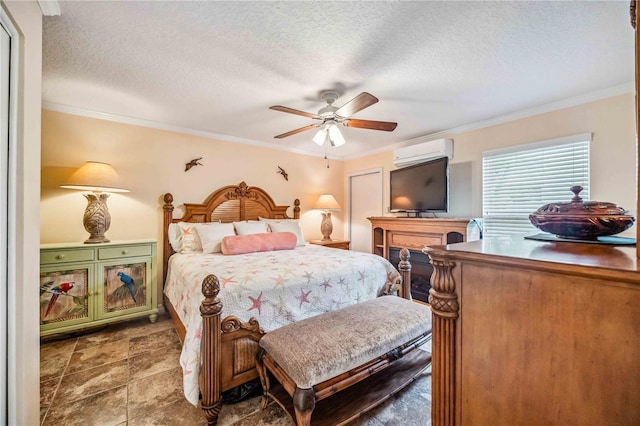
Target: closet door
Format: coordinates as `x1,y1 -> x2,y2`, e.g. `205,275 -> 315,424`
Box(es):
348,169 -> 383,253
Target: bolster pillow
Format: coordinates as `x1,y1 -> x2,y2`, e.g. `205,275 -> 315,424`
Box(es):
221,232 -> 297,255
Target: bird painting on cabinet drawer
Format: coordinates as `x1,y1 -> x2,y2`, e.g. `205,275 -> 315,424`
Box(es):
117,271 -> 137,303
44,282 -> 75,317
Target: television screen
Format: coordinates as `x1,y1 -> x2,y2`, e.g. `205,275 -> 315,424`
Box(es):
390,156 -> 449,212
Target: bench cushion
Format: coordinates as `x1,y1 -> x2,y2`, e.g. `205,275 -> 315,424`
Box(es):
259,296 -> 431,389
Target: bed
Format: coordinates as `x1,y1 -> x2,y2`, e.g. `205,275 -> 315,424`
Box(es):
161,181 -> 412,425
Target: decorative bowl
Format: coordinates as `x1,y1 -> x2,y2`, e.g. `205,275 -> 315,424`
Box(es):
528,186 -> 635,240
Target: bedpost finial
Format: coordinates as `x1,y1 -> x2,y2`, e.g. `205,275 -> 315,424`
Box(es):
163,193 -> 174,208
398,248 -> 411,273
399,248 -> 411,263
398,248 -> 412,300
202,274 -> 220,298
294,199 -> 301,218
201,274 -> 222,316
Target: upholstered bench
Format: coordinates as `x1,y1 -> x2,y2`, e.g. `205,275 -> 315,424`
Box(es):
256,296 -> 432,426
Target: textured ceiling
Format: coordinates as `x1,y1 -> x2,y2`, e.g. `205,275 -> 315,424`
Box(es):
42,1 -> 635,159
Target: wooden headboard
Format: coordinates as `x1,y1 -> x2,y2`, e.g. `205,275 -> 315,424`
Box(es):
162,181 -> 300,281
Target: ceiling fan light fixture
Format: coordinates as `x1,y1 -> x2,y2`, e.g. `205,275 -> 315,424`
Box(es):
312,128 -> 327,146
328,123 -> 345,147
271,91 -> 396,143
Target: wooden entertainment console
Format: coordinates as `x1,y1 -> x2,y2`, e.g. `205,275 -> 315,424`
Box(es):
368,217 -> 470,302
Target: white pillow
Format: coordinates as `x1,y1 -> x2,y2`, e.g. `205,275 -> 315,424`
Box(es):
168,223 -> 182,252
178,222 -> 203,253
266,221 -> 306,246
195,222 -> 235,254
233,221 -> 269,235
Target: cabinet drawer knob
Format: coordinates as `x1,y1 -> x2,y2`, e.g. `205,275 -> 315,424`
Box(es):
122,249 -> 128,255
56,254 -> 65,259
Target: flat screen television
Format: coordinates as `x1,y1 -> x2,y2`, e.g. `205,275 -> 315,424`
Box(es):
390,156 -> 449,213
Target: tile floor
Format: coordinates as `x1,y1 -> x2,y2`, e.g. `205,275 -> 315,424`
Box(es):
40,313 -> 432,425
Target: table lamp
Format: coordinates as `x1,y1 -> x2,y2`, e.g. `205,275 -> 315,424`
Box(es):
60,161 -> 130,244
314,194 -> 340,241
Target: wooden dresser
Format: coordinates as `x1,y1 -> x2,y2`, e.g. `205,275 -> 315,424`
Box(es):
424,237 -> 640,426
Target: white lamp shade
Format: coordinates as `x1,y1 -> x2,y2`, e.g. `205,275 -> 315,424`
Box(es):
60,161 -> 130,193
312,128 -> 327,146
328,124 -> 345,147
314,194 -> 340,210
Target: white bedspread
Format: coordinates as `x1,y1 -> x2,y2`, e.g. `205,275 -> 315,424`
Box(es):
163,244 -> 401,405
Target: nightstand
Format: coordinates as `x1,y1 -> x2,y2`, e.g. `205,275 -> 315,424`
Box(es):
309,239 -> 350,250
39,239 -> 158,336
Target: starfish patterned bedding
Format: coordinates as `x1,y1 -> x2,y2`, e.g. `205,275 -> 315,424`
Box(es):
163,243 -> 401,405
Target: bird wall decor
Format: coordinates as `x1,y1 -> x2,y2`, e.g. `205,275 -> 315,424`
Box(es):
277,166 -> 288,181
185,157 -> 203,172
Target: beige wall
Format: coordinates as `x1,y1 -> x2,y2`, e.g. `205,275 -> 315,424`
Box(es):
344,93 -> 636,236
44,94 -> 637,254
3,0 -> 42,424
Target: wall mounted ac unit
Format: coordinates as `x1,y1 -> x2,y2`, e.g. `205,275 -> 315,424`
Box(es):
393,138 -> 453,167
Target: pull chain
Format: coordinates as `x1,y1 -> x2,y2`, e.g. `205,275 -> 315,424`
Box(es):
324,142 -> 330,168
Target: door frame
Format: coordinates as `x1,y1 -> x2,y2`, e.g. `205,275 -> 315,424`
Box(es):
346,167 -> 383,243
0,7 -> 19,424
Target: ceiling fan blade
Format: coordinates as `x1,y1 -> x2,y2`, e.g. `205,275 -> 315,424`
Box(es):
342,119 -> 398,132
274,124 -> 320,139
269,105 -> 320,119
335,92 -> 379,117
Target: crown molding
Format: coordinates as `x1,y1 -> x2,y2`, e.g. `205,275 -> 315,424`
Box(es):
44,82 -> 633,163
38,0 -> 61,16
41,102 -> 343,160
345,82 -> 635,160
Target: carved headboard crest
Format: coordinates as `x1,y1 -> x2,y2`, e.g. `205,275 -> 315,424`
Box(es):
225,181 -> 258,200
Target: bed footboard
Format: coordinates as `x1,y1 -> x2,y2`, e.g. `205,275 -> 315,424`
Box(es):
196,254 -> 412,425
199,274 -> 266,425
220,316 -> 264,390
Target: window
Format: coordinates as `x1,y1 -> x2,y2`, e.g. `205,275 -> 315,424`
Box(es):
482,133 -> 591,237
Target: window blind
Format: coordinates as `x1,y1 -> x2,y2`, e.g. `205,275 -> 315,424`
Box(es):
482,134 -> 590,237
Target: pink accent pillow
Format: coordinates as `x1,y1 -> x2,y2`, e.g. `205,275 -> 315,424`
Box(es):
221,232 -> 297,255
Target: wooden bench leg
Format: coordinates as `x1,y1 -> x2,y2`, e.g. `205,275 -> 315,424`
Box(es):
293,387 -> 315,426
255,348 -> 270,410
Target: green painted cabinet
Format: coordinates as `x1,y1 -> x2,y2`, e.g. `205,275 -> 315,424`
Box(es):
40,239 -> 158,336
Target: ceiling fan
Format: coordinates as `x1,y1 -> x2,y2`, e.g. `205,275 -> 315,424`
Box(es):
269,91 -> 397,147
